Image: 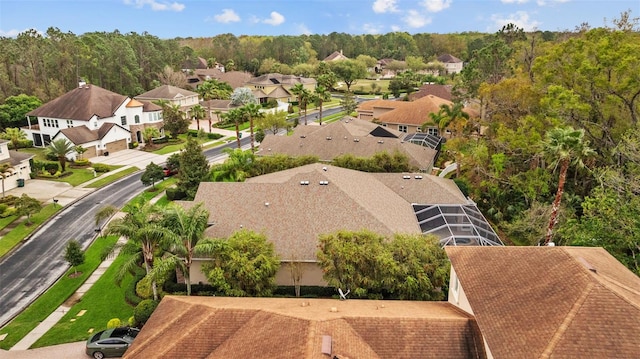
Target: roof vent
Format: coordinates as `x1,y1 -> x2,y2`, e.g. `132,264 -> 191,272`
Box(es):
353,138 -> 359,142
300,135 -> 306,138
322,166 -> 327,171
265,202 -> 269,207
321,335 -> 332,355
319,180 -> 329,185
378,140 -> 384,144
403,175 -> 411,179
414,175 -> 423,179
326,136 -> 332,140
300,180 -> 309,185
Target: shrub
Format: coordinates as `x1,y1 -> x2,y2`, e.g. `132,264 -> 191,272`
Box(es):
73,159 -> 90,166
165,188 -> 186,201
92,163 -> 111,173
135,276 -> 153,300
0,206 -> 16,218
129,142 -> 139,149
7,139 -> 33,150
152,136 -> 168,144
106,318 -> 122,329
207,132 -> 223,140
133,299 -> 158,327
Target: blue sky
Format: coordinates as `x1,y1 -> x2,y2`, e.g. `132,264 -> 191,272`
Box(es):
1,0 -> 638,38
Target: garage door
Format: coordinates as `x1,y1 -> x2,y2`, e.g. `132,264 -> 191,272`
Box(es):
106,139 -> 127,153
83,146 -> 97,159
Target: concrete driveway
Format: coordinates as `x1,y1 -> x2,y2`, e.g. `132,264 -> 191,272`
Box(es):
88,149 -> 168,169
0,342 -> 90,359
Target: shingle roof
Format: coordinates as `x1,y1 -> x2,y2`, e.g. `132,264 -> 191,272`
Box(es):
2,149 -> 34,167
323,50 -> 349,62
124,296 -> 485,359
192,164 -> 467,261
135,85 -> 198,100
409,84 -> 453,102
377,95 -> 452,126
26,84 -> 127,121
257,118 -> 437,171
247,73 -> 316,86
437,54 -> 463,63
446,246 -> 640,359
56,122 -> 128,145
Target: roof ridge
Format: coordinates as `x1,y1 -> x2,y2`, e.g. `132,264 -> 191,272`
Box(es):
540,282 -> 594,357
593,274 -> 640,310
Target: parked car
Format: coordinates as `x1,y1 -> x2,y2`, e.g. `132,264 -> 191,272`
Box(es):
85,326 -> 140,359
163,167 -> 178,177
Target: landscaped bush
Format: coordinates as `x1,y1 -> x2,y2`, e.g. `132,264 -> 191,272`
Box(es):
106,318 -> 122,329
165,188 -> 186,201
129,142 -> 139,149
7,139 -> 33,150
133,299 -> 158,327
92,163 -> 111,173
73,159 -> 90,166
151,136 -> 168,144
206,132 -> 223,140
125,267 -> 145,306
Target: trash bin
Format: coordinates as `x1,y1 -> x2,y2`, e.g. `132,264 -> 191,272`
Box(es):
17,178 -> 24,187
103,151 -> 109,156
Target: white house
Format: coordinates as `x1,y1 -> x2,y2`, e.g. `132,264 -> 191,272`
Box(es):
0,139 -> 33,192
24,83 -> 164,157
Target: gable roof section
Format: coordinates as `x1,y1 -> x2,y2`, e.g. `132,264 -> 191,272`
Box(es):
446,246 -> 640,359
323,50 -> 349,62
437,54 -> 462,63
136,85 -> 198,101
409,84 -> 453,102
124,296 -> 485,359
55,122 -> 129,145
265,85 -> 291,98
247,73 -> 316,86
193,164 -> 467,260
256,119 -> 436,171
26,84 -> 127,121
1,150 -> 34,167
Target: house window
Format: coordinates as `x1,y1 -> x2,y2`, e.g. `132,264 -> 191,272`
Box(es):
398,125 -> 407,133
66,120 -> 73,128
427,127 -> 439,136
121,116 -> 127,126
54,119 -> 59,128
452,274 -> 460,303
135,115 -> 140,124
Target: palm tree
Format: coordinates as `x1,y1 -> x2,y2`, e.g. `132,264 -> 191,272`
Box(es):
541,127 -> 595,245
241,103 -> 263,152
313,86 -> 331,125
3,128 -> 27,151
143,127 -> 160,147
156,203 -> 217,296
290,83 -> 305,122
105,201 -> 169,300
223,108 -> 244,149
440,103 -> 469,136
189,104 -> 206,132
299,88 -> 312,125
211,148 -> 255,182
46,138 -> 74,171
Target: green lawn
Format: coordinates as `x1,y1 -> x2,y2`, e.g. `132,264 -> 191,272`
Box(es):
32,245 -> 137,348
0,204 -> 60,257
0,235 -> 119,350
85,167 -> 140,188
0,214 -> 18,232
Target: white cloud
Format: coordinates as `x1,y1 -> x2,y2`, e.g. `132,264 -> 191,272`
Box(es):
372,0 -> 399,14
390,25 -> 401,32
490,11 -> 541,31
213,9 -> 240,23
404,9 -> 432,28
422,0 -> 452,13
501,0 -> 529,4
537,0 -> 569,5
124,0 -> 185,12
263,11 -> 285,26
0,28 -> 25,37
363,23 -> 384,34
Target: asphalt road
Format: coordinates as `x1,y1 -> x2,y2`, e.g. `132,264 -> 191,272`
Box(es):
0,137 -> 250,328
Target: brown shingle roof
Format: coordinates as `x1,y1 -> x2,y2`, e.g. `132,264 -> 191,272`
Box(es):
409,84 -> 453,102
26,84 -> 127,121
377,95 -> 452,126
323,50 -> 349,62
247,73 -> 316,86
256,119 -> 436,171
136,85 -> 198,100
446,246 -> 640,359
56,122 -> 126,145
192,164 -> 466,261
437,54 -> 462,63
124,296 -> 485,359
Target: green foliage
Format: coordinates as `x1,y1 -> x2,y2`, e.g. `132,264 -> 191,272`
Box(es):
176,137 -> 209,199
106,318 -> 122,329
92,163 -> 111,173
165,187 -> 187,201
15,193 -> 42,225
141,162 -> 164,189
333,151 -> 414,172
133,299 -> 158,327
203,229 -> 280,297
45,138 -> 74,171
64,240 -> 85,274
0,94 -> 42,128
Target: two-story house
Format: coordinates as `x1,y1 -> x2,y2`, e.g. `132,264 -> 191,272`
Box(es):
0,139 -> 33,192
24,83 -> 164,157
244,73 -> 316,104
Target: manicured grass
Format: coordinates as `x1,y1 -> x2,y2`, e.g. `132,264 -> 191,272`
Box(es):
32,246 -> 137,348
123,177 -> 176,210
16,148 -> 47,161
342,79 -> 391,94
84,167 -> 140,188
0,235 -> 119,350
0,204 -> 60,257
48,168 -> 96,186
0,214 -> 18,231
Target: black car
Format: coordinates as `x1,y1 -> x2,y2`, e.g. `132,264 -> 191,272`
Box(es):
85,326 -> 140,359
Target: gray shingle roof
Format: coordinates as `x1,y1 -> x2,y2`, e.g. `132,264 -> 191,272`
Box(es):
135,85 -> 198,100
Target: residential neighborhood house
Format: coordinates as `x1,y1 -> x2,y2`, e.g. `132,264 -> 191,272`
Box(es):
184,163 -> 502,288
134,85 -> 199,111
0,139 -> 33,192
256,118 -> 439,172
446,246 -> 640,358
23,83 -> 164,157
323,50 -> 349,62
244,73 -> 317,105
437,54 -> 464,75
123,296 -> 486,359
